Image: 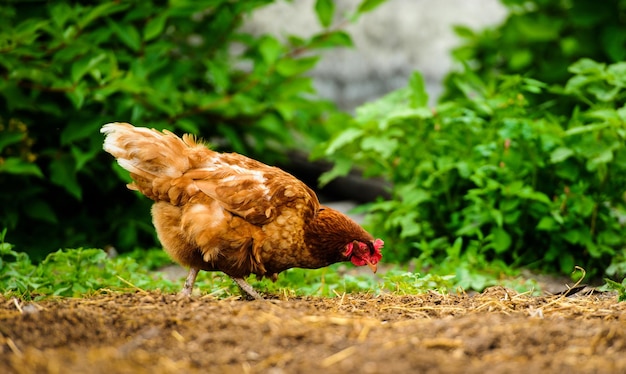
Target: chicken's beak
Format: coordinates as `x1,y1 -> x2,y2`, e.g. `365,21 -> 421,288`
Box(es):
366,259 -> 377,273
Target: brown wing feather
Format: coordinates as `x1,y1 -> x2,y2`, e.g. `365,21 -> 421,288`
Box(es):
186,152 -> 320,226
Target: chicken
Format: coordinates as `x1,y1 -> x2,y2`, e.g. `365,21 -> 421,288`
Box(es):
101,123 -> 383,299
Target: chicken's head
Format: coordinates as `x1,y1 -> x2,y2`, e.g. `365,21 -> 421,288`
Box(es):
344,239 -> 384,273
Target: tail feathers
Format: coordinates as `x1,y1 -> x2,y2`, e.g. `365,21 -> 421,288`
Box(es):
102,122 -> 194,177
101,122 -> 208,202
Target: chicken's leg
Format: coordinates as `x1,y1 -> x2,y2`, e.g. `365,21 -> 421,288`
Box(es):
181,267 -> 199,297
230,276 -> 264,300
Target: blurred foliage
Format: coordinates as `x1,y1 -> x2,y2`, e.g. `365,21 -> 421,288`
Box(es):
251,265 -> 457,297
448,0 -> 626,88
0,228 -> 177,299
0,0 -> 384,259
317,61 -> 626,278
318,0 -> 626,279
603,278 -> 626,302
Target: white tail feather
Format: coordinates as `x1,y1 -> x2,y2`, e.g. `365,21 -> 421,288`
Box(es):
101,122 -> 191,179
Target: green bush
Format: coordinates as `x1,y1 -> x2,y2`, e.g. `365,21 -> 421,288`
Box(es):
317,60 -> 626,277
318,0 -> 626,278
0,0 -> 383,258
449,0 -> 626,86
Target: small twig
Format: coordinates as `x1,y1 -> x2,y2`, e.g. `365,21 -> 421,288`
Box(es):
116,275 -> 148,293
171,330 -> 185,343
357,324 -> 371,343
321,346 -> 357,367
333,290 -> 347,307
6,338 -> 22,357
537,266 -> 587,313
11,298 -> 23,313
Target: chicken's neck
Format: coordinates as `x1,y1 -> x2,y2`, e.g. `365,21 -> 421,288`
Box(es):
301,207 -> 373,268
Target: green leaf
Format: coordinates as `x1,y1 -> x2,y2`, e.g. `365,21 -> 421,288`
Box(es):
589,85 -> 620,102
324,128 -> 363,155
604,279 -> 626,302
568,58 -> 605,75
144,12 -> 168,41
71,144 -> 100,172
394,212 -> 421,238
315,0 -> 335,28
175,119 -> 200,134
310,31 -> 353,49
549,147 -> 574,163
562,229 -> 580,244
586,148 -> 613,171
448,237 -> 463,259
565,123 -> 612,136
61,118 -> 103,145
491,228 -> 512,253
0,157 -> 44,178
49,156 -> 82,200
607,62 -> 626,86
361,136 -> 397,159
490,209 -> 503,228
71,53 -> 107,83
408,71 -> 428,108
259,36 -> 283,64
397,186 -> 431,205
508,49 -> 533,70
276,57 -> 320,77
275,76 -> 315,98
107,19 -> 141,51
49,2 -> 73,28
79,3 -> 129,30
521,190 -> 551,204
24,199 -> 58,224
453,25 -> 475,39
65,83 -> 87,109
0,132 -> 25,153
357,0 -> 388,14
111,162 -> 133,184
536,216 -> 557,231
217,124 -> 246,154
585,109 -> 619,122
514,16 -> 561,42
12,19 -> 49,45
355,87 -> 412,123
318,157 -> 352,187
205,60 -> 230,93
559,253 -> 575,274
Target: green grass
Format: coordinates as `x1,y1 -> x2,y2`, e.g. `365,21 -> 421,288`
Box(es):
1,228 -> 540,300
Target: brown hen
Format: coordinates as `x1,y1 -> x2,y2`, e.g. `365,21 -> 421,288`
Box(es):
101,123 -> 383,299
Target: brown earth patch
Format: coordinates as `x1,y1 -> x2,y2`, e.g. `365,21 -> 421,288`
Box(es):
1,287 -> 625,373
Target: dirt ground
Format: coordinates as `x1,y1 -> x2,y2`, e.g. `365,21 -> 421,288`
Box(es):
1,287 -> 626,374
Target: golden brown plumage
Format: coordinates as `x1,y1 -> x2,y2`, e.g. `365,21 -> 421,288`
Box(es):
101,122 -> 383,299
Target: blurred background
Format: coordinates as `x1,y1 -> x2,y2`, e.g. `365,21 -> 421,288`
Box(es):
243,0 -> 507,110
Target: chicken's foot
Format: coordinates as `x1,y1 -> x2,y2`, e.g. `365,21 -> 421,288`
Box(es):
180,267 -> 199,297
230,276 -> 264,300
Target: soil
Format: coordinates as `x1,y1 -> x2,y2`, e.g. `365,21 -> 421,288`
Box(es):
1,287 -> 626,374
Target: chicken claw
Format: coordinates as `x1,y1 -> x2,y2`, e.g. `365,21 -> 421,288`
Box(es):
231,276 -> 264,300
181,267 -> 199,297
